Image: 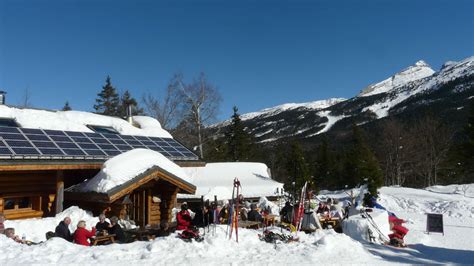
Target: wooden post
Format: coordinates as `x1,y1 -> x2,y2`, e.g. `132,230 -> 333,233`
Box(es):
56,170 -> 64,214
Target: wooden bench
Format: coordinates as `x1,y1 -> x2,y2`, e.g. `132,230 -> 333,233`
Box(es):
238,221 -> 261,229
92,234 -> 115,246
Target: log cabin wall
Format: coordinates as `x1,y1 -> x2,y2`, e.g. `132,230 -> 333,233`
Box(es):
0,170 -> 57,219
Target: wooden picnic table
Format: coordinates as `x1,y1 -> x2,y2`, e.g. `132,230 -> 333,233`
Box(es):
92,234 -> 116,246
238,220 -> 261,229
125,228 -> 160,241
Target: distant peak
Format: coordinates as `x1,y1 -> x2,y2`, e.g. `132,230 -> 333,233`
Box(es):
358,60 -> 435,97
414,60 -> 430,67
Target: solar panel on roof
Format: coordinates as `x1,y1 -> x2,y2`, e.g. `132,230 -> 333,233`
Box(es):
33,141 -> 57,148
0,133 -> 27,140
20,128 -> 43,134
39,148 -> 64,155
12,147 -> 39,155
78,143 -> 99,150
0,147 -> 12,155
6,140 -> 33,147
0,127 -> 19,133
26,134 -> 50,141
63,149 -> 85,156
0,126 -> 198,160
50,135 -> 71,142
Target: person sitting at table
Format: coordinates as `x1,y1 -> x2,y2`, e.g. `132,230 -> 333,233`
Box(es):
55,217 -> 73,242
4,228 -> 26,244
95,214 -> 110,235
0,213 -> 5,235
247,204 -> 263,222
218,202 -> 230,224
176,202 -> 192,230
73,220 -> 96,246
280,201 -> 293,224
108,216 -> 126,243
316,202 -> 329,215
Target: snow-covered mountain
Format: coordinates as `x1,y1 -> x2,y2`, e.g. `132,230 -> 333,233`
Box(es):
358,60 -> 435,97
210,56 -> 474,144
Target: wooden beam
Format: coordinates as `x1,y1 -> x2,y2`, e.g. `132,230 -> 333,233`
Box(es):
55,170 -> 64,214
0,163 -> 102,172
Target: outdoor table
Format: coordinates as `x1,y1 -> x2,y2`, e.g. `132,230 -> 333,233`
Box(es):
263,214 -> 279,227
125,228 -> 160,241
238,220 -> 261,229
92,234 -> 116,246
319,218 -> 340,228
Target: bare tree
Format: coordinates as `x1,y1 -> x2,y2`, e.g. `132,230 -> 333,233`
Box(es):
409,116 -> 455,187
21,87 -> 32,108
378,119 -> 412,186
142,76 -> 184,130
175,73 -> 222,158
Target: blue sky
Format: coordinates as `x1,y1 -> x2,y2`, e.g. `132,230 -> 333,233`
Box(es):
0,0 -> 473,122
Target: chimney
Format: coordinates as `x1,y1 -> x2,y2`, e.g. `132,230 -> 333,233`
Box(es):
126,104 -> 133,124
0,91 -> 6,105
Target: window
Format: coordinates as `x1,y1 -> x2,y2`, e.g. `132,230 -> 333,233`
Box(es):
0,118 -> 19,127
87,125 -> 119,134
4,197 -> 32,210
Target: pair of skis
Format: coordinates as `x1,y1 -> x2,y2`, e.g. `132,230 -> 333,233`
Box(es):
293,181 -> 308,234
227,178 -> 241,242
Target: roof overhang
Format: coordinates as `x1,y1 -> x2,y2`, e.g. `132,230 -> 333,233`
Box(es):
65,165 -> 196,203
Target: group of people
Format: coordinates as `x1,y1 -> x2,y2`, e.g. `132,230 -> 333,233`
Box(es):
53,214 -> 126,246
175,199 -> 274,231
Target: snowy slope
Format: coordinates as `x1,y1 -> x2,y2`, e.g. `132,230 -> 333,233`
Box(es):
358,60 -> 435,97
1,184 -> 473,265
363,56 -> 474,118
0,105 -> 172,138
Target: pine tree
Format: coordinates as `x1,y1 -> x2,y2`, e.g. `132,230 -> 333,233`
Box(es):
225,106 -> 255,161
62,101 -> 72,111
94,76 -> 120,116
314,137 -> 337,190
118,90 -> 143,118
284,141 -> 311,201
344,125 -> 383,196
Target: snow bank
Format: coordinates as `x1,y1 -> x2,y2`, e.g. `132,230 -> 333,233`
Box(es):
3,206 -> 97,243
72,149 -> 190,193
343,209 -> 391,243
257,197 -> 281,215
178,162 -> 283,200
0,105 -> 172,138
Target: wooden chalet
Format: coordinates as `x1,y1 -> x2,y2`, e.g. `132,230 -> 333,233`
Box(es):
0,103 -> 201,225
65,166 -> 195,227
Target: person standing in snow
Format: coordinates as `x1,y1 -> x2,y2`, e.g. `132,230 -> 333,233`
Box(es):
176,202 -> 192,230
73,220 -> 96,246
280,201 -> 293,224
55,217 -> 73,242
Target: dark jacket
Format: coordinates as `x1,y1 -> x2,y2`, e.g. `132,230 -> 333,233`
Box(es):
95,221 -> 110,233
193,208 -> 214,227
247,210 -> 263,222
280,204 -> 293,223
107,224 -> 126,243
55,221 -> 73,242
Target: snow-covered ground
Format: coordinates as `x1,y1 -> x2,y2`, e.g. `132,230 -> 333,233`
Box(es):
1,184 -> 473,265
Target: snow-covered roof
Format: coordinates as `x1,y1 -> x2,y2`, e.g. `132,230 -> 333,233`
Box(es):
178,162 -> 284,200
71,149 -> 192,194
0,105 -> 172,138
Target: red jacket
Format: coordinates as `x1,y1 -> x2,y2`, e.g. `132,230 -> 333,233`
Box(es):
74,227 -> 96,246
176,210 -> 192,230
